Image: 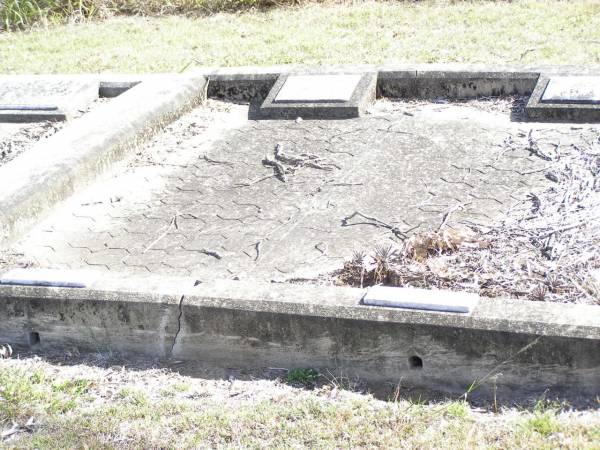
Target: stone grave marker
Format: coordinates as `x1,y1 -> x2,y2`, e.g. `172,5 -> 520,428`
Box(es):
542,76 -> 600,104
257,73 -> 376,119
526,75 -> 600,122
0,78 -> 99,123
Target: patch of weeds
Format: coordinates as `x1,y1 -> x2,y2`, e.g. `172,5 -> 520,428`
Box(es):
521,400 -> 561,437
159,388 -> 176,399
173,381 -> 190,393
52,378 -> 93,397
337,245 -> 398,287
337,250 -> 367,287
118,387 -> 149,407
285,368 -> 319,386
29,370 -> 46,385
0,368 -> 44,423
445,401 -> 470,419
159,382 -> 190,398
523,412 -> 560,437
0,367 -> 83,424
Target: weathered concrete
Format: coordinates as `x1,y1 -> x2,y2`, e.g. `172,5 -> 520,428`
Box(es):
9,100 -> 558,281
99,80 -> 141,98
194,65 -> 544,101
206,72 -> 279,102
0,78 -> 99,123
0,283 -> 183,357
0,74 -> 208,247
379,70 -> 540,99
527,76 -> 600,122
0,277 -> 599,401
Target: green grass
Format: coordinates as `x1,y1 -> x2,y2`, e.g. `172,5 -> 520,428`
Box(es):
1,0 -> 600,73
285,368 -> 320,385
2,363 -> 600,448
0,368 -> 88,425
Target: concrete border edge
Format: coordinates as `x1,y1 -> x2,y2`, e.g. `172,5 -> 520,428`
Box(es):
0,74 -> 208,246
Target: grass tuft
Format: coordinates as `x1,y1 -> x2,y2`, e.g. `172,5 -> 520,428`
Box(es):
0,0 -> 287,31
285,368 -> 320,386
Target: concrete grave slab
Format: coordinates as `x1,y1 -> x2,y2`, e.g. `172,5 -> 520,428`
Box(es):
0,78 -> 99,123
257,72 -> 376,119
7,98 -> 557,282
526,75 -> 600,122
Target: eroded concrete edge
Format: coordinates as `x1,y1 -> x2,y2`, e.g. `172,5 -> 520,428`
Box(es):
0,74 -> 208,247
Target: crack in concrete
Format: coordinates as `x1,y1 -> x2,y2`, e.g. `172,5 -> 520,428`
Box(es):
170,294 -> 185,357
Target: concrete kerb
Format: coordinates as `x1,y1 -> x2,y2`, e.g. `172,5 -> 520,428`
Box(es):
9,64 -> 593,102
195,64 -> 552,101
0,74 -> 208,247
1,276 -> 599,401
25,64 -> 595,103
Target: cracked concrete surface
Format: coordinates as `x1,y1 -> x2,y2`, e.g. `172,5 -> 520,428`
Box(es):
170,294 -> 185,357
9,98 -> 561,282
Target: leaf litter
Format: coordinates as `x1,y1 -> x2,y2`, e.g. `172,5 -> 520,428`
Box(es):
337,126 -> 600,304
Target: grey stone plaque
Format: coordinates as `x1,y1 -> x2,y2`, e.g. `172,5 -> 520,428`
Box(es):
0,78 -> 99,122
274,74 -> 362,103
257,72 -> 376,120
542,76 -> 600,104
526,75 -> 600,122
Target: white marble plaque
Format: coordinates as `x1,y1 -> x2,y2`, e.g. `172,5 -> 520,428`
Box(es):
542,76 -> 600,104
0,268 -> 98,288
362,285 -> 478,313
275,74 -> 361,103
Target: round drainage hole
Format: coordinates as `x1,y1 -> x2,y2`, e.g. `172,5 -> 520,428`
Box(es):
28,332 -> 40,346
408,355 -> 423,369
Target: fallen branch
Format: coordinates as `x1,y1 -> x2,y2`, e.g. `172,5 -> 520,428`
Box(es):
341,211 -> 409,240
262,156 -> 287,182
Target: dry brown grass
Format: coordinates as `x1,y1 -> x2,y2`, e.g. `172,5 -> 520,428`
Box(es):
0,0 -> 296,30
